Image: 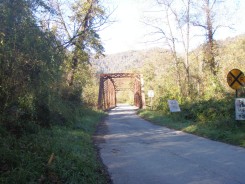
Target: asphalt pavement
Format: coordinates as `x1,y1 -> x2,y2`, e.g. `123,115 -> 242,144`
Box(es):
96,104 -> 245,184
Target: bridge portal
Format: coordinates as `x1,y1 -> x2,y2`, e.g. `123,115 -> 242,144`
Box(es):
97,73 -> 146,110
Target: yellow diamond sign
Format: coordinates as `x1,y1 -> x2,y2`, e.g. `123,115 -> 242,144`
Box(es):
227,69 -> 245,90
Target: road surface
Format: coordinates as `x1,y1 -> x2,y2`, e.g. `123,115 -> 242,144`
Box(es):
96,104 -> 245,184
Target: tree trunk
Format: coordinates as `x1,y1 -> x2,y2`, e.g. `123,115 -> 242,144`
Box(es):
67,54 -> 78,86
205,0 -> 217,76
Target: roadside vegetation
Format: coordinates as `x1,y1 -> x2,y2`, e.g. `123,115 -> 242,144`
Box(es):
0,0 -> 110,183
135,34 -> 245,148
138,98 -> 245,148
0,107 -> 109,183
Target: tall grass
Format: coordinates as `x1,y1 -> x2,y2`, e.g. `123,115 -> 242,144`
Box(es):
0,106 -> 109,184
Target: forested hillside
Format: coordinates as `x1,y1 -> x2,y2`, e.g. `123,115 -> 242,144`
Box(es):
91,48 -> 172,73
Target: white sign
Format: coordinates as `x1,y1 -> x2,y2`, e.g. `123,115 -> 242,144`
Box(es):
168,100 -> 181,112
148,90 -> 154,98
235,98 -> 245,120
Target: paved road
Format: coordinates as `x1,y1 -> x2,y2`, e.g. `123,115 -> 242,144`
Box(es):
96,104 -> 245,184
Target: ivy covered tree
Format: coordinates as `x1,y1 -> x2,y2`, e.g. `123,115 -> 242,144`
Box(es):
192,0 -> 238,76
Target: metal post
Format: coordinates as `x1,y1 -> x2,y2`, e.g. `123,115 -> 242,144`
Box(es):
150,97 -> 153,110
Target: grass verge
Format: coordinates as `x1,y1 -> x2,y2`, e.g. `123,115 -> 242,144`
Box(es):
138,109 -> 245,148
0,108 -> 110,184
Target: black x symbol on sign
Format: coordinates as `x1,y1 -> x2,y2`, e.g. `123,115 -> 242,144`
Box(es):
229,71 -> 243,87
227,69 -> 245,90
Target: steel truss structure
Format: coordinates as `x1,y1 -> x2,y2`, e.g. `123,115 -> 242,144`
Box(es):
98,73 -> 146,110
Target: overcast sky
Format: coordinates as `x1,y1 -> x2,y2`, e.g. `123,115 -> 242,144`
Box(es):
99,0 -> 245,55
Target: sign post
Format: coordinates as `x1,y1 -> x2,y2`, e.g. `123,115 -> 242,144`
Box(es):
147,90 -> 154,110
227,69 -> 245,121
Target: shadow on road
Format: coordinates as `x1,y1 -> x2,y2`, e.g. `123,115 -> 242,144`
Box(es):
96,104 -> 245,184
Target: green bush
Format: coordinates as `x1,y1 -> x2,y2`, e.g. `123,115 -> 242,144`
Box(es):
180,97 -> 236,125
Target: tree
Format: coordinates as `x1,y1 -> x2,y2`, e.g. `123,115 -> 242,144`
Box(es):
143,0 -> 193,97
191,0 -> 238,76
45,0 -> 110,87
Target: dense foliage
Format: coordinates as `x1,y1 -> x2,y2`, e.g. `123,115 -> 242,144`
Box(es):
0,0 -> 61,129
0,0 -> 110,183
0,0 -> 108,131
